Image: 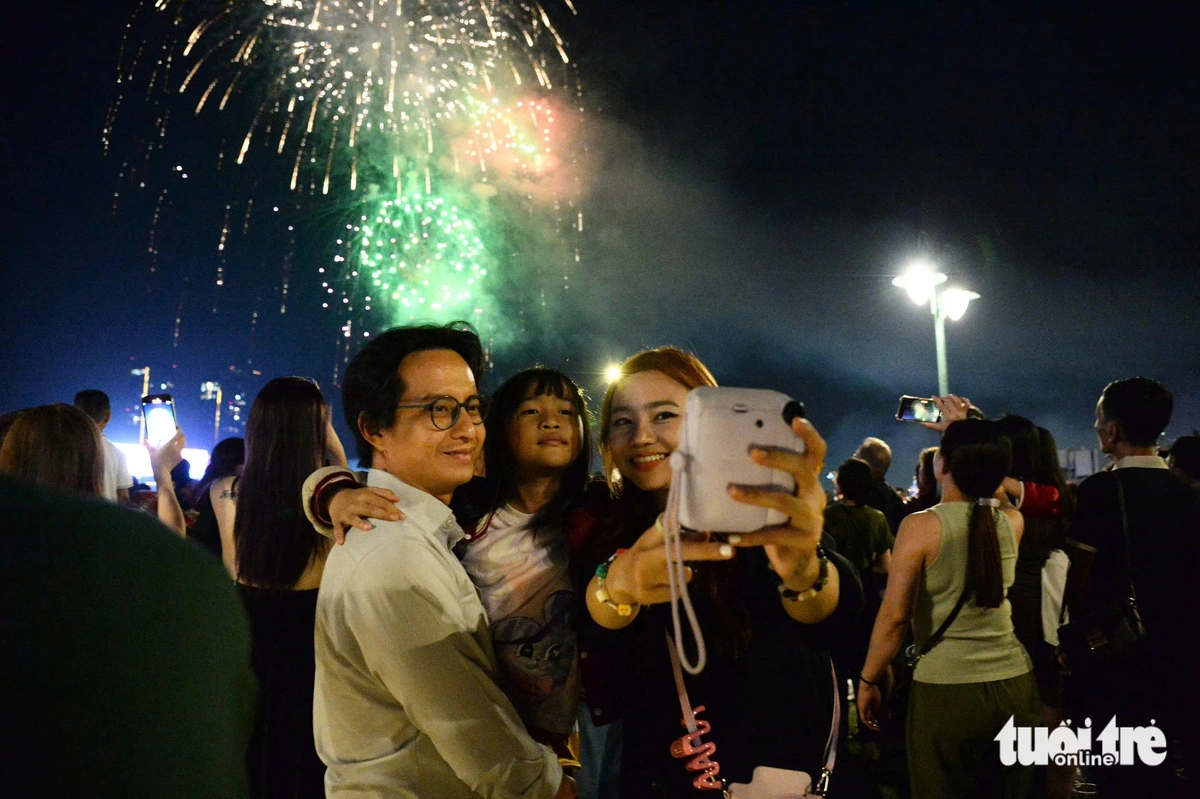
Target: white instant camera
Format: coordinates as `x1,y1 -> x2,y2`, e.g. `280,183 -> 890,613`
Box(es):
669,387 -> 806,533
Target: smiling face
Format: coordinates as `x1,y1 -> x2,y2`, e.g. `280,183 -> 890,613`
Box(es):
362,348 -> 484,504
606,370 -> 689,501
507,390 -> 583,479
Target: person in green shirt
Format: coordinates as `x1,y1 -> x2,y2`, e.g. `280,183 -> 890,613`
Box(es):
825,457 -> 894,588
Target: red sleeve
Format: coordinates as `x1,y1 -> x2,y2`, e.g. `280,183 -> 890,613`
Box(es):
1020,481 -> 1061,518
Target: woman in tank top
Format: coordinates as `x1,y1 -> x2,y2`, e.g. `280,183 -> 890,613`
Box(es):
857,418 -> 1040,799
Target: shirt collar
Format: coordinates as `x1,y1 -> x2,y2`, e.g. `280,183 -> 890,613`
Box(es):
1112,455 -> 1170,470
366,469 -> 464,550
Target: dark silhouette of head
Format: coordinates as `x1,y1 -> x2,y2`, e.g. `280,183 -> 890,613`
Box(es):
1098,377 -> 1173,448
836,457 -> 873,505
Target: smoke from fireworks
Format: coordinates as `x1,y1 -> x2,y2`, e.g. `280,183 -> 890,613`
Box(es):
109,0 -> 581,353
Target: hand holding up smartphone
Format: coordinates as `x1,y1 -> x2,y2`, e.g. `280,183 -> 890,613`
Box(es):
896,394 -> 975,431
895,395 -> 943,424
142,394 -> 178,448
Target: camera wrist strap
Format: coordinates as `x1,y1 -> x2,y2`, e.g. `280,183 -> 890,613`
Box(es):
663,469 -> 707,674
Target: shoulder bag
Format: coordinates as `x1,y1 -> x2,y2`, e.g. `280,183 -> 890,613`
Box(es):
1056,473 -> 1147,674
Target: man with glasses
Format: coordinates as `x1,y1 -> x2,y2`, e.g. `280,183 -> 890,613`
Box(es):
313,323 -> 574,798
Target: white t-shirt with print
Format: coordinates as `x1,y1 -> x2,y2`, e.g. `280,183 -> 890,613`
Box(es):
459,505 -> 580,735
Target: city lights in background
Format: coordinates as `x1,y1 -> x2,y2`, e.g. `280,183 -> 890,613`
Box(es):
113,443 -> 210,484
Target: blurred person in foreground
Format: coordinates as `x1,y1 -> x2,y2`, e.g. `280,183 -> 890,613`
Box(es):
1064,377 -> 1200,797
74,389 -> 134,503
0,475 -> 256,796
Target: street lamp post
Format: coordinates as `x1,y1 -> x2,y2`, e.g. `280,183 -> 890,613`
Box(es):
201,381 -> 223,447
893,261 -> 980,396
132,367 -> 151,443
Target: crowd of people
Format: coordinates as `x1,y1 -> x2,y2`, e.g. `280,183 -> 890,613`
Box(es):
1,323 -> 1197,798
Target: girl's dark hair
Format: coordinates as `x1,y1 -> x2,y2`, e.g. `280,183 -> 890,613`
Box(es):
459,367 -> 593,538
234,378 -> 331,588
993,414 -> 1040,482
0,404 -> 103,497
939,419 -> 1012,608
198,437 -> 245,488
1023,426 -> 1074,554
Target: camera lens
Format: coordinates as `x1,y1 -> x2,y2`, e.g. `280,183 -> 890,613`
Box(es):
755,419 -> 764,428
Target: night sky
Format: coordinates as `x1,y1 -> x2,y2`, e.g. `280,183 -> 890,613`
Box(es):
2,0 -> 1197,487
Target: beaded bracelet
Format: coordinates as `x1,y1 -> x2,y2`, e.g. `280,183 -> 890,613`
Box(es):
593,548 -> 637,616
777,546 -> 829,603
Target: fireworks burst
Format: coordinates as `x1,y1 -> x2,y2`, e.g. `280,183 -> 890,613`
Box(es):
110,0 -> 582,357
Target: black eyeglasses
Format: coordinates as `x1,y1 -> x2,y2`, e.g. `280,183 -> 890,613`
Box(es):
395,395 -> 489,430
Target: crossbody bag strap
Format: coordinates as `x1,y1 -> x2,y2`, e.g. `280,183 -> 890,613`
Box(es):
915,585 -> 970,660
666,634 -> 841,796
1113,473 -> 1139,603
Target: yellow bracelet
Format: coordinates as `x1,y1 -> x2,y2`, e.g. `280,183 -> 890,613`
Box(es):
594,548 -> 637,616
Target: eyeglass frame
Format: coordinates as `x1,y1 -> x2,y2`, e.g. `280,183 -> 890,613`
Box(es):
394,394 -> 489,431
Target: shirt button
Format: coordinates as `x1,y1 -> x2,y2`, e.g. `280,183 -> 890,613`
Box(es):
593,708 -> 603,717
579,651 -> 588,660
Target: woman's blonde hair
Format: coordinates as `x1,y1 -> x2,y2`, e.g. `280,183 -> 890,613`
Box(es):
0,404 -> 104,497
598,346 -> 717,492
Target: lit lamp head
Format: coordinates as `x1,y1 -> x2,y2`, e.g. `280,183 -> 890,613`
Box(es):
892,259 -> 947,306
604,364 -> 623,384
940,287 -> 981,321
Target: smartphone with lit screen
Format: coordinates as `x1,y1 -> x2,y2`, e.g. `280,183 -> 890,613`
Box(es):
896,395 -> 942,424
142,394 -> 178,448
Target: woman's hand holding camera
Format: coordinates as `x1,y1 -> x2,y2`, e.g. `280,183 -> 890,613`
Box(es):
725,417 -> 827,577
726,417 -> 839,622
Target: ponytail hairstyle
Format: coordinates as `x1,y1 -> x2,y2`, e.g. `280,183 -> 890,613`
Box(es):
939,419 -> 1012,608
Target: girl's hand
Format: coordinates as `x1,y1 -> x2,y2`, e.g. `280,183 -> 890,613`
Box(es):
920,394 -> 973,432
724,416 -> 828,585
602,518 -> 735,607
329,486 -> 405,545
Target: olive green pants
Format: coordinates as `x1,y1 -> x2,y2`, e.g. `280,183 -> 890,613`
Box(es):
907,672 -> 1040,799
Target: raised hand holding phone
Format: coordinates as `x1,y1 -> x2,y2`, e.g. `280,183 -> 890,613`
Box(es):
142,394 -> 178,448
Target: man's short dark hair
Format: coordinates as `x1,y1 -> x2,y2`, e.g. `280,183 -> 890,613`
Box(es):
342,322 -> 485,465
836,457 -> 874,505
1099,377 -> 1173,448
73,390 -> 111,424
